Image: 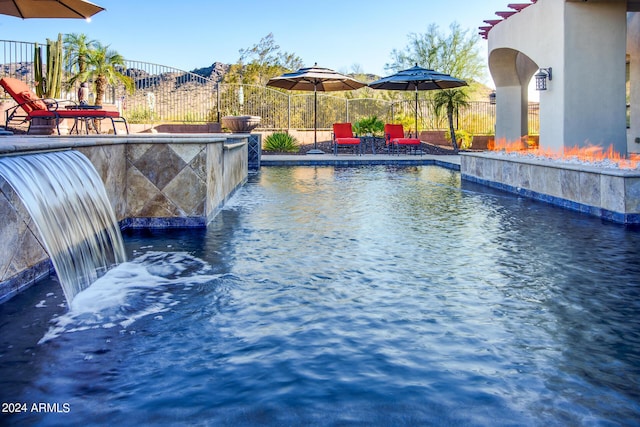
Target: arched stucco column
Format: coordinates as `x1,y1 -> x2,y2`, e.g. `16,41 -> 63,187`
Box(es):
489,48 -> 537,144
629,12 -> 640,154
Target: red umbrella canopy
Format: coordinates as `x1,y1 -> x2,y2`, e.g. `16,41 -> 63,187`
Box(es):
0,0 -> 105,19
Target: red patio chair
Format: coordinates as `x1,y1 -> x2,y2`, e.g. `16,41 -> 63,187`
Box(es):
0,77 -> 128,135
384,124 -> 421,155
332,123 -> 361,155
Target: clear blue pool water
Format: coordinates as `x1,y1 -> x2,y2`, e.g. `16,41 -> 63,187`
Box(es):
1,165 -> 640,426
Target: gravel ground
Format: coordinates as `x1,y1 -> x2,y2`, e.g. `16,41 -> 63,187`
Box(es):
262,139 -> 457,156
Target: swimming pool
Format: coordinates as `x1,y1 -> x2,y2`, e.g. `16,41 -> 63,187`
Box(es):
1,165 -> 639,426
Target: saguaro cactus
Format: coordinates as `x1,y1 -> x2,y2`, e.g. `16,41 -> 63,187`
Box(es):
46,34 -> 63,98
34,33 -> 63,99
34,43 -> 44,98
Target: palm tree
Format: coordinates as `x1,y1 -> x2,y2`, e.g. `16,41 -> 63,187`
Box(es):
433,89 -> 470,153
68,43 -> 134,106
63,33 -> 97,77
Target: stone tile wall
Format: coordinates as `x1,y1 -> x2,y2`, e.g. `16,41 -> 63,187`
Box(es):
0,135 -> 248,302
77,144 -> 128,221
0,178 -> 51,302
461,152 -> 640,223
125,142 -> 210,226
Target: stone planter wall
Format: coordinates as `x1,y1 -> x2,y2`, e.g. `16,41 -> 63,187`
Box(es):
419,131 -> 449,146
128,123 -> 222,134
470,135 -> 491,150
419,131 -> 497,151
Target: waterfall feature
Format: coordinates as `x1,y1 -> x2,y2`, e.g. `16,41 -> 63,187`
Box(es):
0,150 -> 126,305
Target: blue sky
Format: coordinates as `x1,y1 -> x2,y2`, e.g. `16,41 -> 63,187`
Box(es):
0,0 -> 512,84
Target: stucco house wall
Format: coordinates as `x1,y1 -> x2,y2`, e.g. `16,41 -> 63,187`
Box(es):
488,0 -> 630,154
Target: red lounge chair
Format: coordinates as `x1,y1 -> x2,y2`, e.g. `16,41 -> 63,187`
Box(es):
384,124 -> 421,155
0,77 -> 128,135
332,123 -> 361,155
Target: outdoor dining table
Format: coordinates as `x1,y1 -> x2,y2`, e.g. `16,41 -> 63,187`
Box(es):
65,104 -> 101,134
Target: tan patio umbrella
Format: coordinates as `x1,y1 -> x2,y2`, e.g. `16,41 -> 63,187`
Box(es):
0,0 -> 105,19
267,64 -> 365,154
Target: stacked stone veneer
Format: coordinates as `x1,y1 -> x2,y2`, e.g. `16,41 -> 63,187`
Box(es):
0,134 -> 248,302
461,152 -> 640,224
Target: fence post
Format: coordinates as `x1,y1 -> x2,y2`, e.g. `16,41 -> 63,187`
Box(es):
346,99 -> 349,123
216,82 -> 220,123
287,94 -> 291,130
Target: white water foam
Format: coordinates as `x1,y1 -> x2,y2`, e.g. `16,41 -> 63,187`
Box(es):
39,251 -> 220,344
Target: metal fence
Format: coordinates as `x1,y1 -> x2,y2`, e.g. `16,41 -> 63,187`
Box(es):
1,39 -> 39,83
119,60 -> 217,123
0,39 -> 540,135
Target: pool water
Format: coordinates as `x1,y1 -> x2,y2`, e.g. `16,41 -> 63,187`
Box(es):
1,165 -> 640,426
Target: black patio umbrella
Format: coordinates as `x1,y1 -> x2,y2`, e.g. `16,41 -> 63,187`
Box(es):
368,64 -> 467,139
267,64 -> 365,154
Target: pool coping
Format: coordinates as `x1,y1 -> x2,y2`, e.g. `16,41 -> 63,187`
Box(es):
260,154 -> 461,170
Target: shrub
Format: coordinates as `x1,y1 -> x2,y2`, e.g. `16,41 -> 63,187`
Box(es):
125,107 -> 153,124
353,115 -> 384,137
445,129 -> 473,150
390,113 -> 417,137
263,132 -> 299,152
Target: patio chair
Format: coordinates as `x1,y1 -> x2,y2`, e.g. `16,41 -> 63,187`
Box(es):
384,124 -> 421,155
0,77 -> 128,135
332,123 -> 361,155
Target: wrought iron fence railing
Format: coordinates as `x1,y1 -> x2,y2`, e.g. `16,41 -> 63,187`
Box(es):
0,39 -> 540,135
119,60 -> 217,123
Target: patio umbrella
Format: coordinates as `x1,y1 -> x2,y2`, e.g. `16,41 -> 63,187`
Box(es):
0,0 -> 105,19
267,64 -> 365,154
368,64 -> 467,139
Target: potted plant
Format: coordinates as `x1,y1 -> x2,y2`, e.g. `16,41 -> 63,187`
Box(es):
353,116 -> 384,153
353,115 -> 384,137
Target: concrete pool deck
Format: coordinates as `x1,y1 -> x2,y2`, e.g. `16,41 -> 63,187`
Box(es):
260,153 -> 462,170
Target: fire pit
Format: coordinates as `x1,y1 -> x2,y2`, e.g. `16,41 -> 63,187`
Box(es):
461,147 -> 640,224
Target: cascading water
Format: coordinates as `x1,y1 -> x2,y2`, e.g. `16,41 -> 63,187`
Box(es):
0,150 -> 126,305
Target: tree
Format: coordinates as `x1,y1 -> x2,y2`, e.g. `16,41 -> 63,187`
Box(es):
386,22 -> 484,82
223,33 -> 303,85
63,33 -> 98,77
386,22 -> 482,143
67,43 -> 134,106
433,88 -> 470,153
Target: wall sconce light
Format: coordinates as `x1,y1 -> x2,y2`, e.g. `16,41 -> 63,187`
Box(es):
535,67 -> 552,91
489,91 -> 496,105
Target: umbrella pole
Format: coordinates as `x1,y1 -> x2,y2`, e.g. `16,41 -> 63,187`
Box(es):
307,85 -> 325,154
415,88 -> 418,139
